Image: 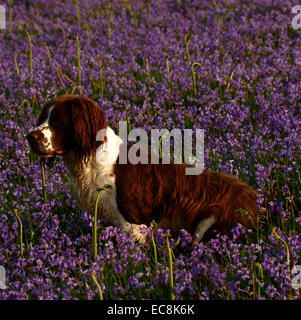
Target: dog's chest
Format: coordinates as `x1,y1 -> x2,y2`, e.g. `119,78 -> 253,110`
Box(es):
66,126 -> 126,225
71,161 -> 121,224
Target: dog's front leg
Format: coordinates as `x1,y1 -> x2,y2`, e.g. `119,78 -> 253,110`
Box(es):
110,210 -> 148,243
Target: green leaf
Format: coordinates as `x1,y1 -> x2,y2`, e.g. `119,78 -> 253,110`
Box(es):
96,184 -> 112,192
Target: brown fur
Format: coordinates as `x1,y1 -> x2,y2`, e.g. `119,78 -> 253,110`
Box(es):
114,160 -> 259,237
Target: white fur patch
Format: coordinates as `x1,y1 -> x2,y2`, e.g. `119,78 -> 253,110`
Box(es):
96,126 -> 123,164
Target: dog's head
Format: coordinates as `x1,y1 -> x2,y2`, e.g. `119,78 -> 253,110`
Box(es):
27,95 -> 107,163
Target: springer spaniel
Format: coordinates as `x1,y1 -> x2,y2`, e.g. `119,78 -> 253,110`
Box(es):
27,95 -> 259,242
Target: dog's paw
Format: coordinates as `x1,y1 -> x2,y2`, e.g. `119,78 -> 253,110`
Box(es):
129,224 -> 148,244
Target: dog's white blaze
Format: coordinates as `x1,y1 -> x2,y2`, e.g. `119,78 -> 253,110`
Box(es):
37,104 -> 55,129
195,215 -> 215,241
41,127 -> 53,150
35,105 -> 55,151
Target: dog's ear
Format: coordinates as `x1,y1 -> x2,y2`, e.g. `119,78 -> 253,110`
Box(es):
71,97 -> 107,164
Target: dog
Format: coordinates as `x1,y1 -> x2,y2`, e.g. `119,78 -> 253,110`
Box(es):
27,95 -> 259,242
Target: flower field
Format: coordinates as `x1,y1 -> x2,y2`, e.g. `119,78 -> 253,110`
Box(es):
0,0 -> 300,300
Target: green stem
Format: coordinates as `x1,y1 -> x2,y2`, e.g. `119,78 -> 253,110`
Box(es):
272,228 -> 293,299
191,62 -> 202,97
164,234 -> 175,300
158,135 -> 164,158
93,185 -> 112,258
21,99 -> 31,110
83,24 -> 90,45
74,0 -> 80,27
40,159 -> 47,203
94,191 -> 102,258
107,2 -> 112,41
91,273 -> 104,300
107,16 -> 111,41
184,34 -> 192,65
24,25 -> 32,73
144,57 -> 151,87
255,262 -> 263,297
41,42 -> 52,68
98,57 -> 104,96
26,211 -> 34,242
272,228 -> 290,279
14,52 -> 21,77
76,35 -> 81,86
9,0 -> 13,32
165,55 -> 171,87
127,116 -> 131,134
14,210 -> 23,258
150,221 -> 158,275
226,70 -> 234,91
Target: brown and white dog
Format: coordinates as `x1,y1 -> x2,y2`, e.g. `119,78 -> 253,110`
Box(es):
27,95 -> 259,242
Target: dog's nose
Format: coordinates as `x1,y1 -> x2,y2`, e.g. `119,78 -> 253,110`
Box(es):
27,131 -> 39,144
